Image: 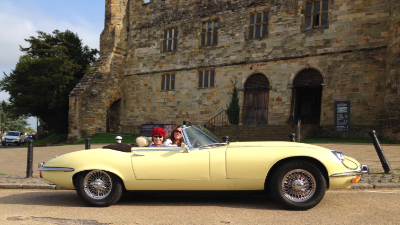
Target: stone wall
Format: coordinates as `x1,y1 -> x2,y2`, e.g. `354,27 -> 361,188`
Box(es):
121,47 -> 387,133
67,0 -> 129,143
68,0 -> 400,141
383,0 -> 400,133
126,0 -> 389,75
120,0 -> 390,133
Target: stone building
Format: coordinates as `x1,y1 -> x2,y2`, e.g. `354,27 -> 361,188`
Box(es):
67,0 -> 400,143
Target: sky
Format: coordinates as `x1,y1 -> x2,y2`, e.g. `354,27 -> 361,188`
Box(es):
0,0 -> 105,131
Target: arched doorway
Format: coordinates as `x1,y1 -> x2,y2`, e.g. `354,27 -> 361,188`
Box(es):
291,69 -> 323,125
243,74 -> 270,125
106,99 -> 121,133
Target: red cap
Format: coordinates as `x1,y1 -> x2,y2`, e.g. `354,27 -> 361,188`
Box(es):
151,127 -> 166,137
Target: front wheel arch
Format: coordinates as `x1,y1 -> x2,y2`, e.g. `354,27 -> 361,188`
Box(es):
264,157 -> 329,194
73,170 -> 126,191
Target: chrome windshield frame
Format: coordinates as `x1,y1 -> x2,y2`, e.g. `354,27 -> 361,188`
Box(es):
181,125 -> 225,149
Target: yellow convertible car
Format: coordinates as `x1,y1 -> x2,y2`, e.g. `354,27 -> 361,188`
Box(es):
39,126 -> 368,210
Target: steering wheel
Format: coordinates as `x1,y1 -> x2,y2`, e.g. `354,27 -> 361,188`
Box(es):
191,139 -> 199,147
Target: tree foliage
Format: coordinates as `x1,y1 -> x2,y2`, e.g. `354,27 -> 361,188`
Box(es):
0,101 -> 28,133
226,79 -> 240,125
26,127 -> 36,134
0,30 -> 99,134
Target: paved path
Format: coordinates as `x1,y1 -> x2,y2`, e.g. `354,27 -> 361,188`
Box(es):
1,189 -> 400,224
0,143 -> 399,190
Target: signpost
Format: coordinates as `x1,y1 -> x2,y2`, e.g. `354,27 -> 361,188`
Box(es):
334,101 -> 350,140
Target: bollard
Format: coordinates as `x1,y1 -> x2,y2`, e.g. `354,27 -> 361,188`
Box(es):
368,130 -> 392,173
222,136 -> 229,144
85,137 -> 91,150
289,133 -> 296,142
26,139 -> 34,178
116,136 -> 122,144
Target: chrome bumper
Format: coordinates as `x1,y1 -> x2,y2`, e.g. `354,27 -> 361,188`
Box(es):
330,164 -> 369,177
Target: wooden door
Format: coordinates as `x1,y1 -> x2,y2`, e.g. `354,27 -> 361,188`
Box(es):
292,69 -> 323,125
243,74 -> 270,125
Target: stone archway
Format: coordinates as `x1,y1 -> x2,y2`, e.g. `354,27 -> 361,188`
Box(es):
243,74 -> 270,125
107,99 -> 122,133
291,69 -> 323,125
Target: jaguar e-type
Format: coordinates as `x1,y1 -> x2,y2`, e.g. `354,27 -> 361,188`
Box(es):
39,125 -> 368,210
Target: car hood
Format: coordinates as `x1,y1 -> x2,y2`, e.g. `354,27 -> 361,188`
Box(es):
227,141 -> 329,151
3,135 -> 19,138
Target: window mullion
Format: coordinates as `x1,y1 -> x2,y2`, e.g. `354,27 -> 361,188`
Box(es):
319,1 -> 322,28
203,70 -> 206,87
311,3 -> 314,28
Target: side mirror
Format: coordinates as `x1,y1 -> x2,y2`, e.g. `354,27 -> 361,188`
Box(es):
181,143 -> 190,153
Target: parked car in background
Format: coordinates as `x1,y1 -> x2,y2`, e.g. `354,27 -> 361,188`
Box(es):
2,131 -> 26,146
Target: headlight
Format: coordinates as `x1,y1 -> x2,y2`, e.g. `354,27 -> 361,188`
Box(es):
332,151 -> 344,162
16,137 -> 20,140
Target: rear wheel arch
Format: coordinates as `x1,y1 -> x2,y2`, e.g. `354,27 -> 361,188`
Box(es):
264,156 -> 329,193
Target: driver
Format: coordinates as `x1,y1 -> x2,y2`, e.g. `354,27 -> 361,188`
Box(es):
149,127 -> 167,147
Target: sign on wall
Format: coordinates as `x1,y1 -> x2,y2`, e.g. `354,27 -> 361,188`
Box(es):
141,124 -> 176,137
334,101 -> 351,132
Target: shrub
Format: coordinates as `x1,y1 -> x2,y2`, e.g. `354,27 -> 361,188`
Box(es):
226,79 -> 240,125
79,129 -> 88,140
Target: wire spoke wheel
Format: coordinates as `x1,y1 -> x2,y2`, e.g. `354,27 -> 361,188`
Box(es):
83,170 -> 113,200
270,161 -> 326,210
281,169 -> 316,202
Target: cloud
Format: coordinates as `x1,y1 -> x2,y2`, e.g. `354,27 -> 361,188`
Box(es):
0,0 -> 101,76
0,0 -> 103,128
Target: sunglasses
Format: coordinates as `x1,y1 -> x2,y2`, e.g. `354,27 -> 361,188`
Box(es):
175,130 -> 182,134
153,135 -> 163,138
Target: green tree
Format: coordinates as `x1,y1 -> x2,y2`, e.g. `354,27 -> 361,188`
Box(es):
0,30 -> 99,134
226,79 -> 240,125
0,101 -> 28,133
26,127 -> 36,134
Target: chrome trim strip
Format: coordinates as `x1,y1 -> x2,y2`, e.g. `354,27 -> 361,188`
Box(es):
341,157 -> 359,170
39,167 -> 74,172
330,164 -> 369,177
330,172 -> 362,177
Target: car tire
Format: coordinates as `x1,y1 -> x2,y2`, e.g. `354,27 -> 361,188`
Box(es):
76,170 -> 123,207
17,141 -> 21,146
270,160 -> 326,210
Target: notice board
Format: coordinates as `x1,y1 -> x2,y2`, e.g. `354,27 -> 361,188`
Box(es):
334,101 -> 350,132
141,124 -> 176,137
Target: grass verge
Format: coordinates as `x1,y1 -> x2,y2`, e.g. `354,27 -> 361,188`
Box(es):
20,133 -> 139,147
301,138 -> 393,144
21,134 -> 62,147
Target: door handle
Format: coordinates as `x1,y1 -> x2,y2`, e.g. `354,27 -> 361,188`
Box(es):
133,153 -> 145,157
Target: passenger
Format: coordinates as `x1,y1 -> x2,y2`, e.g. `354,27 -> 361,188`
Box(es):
149,127 -> 167,147
164,126 -> 183,147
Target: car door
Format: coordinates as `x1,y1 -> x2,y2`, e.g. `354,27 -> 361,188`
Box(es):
131,148 -> 210,180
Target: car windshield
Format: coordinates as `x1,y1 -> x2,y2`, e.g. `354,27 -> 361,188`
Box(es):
183,126 -> 224,148
6,132 -> 19,136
